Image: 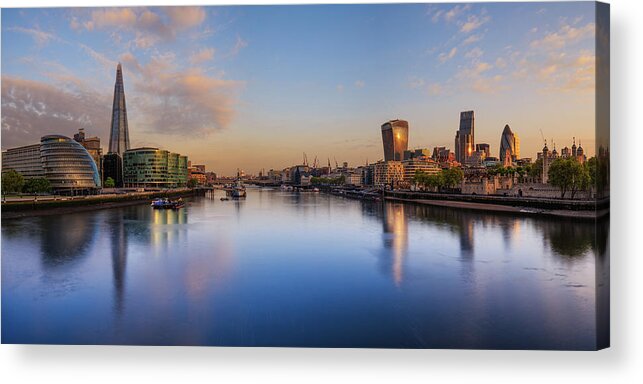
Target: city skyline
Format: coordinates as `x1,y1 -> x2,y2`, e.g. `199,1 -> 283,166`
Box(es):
2,3 -> 597,175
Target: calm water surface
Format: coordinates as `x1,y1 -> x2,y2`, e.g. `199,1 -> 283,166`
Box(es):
1,188 -> 607,349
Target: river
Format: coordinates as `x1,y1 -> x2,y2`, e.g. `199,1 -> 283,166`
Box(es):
1,187 -> 608,349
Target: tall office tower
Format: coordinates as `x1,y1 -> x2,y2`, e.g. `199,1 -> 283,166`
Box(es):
476,143 -> 491,158
499,124 -> 520,162
455,111 -> 475,163
108,63 -> 130,156
381,119 -> 409,161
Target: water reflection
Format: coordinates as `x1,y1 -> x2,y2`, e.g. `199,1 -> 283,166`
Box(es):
108,211 -> 127,313
381,203 -> 408,286
39,213 -> 97,268
1,191 -> 606,349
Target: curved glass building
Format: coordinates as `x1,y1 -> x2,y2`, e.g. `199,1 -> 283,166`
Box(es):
499,124 -> 520,163
40,135 -> 102,192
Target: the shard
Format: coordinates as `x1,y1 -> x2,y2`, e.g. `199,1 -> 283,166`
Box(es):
108,63 -> 130,156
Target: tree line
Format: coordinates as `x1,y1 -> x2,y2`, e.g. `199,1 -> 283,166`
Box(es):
1,170 -> 51,195
412,167 -> 464,192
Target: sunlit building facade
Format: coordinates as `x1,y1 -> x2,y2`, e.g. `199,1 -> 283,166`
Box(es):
455,111 -> 475,163
499,124 -> 520,163
2,136 -> 101,193
374,161 -> 404,188
123,148 -> 188,188
402,158 -> 440,182
1,144 -> 46,178
381,120 -> 409,161
40,135 -> 102,192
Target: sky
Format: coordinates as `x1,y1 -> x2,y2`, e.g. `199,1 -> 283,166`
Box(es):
1,2 -> 598,176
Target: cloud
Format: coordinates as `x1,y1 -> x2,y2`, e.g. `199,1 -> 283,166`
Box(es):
444,5 -> 471,23
1,76 -> 111,148
226,35 -> 248,58
89,8 -> 137,29
79,43 -> 117,69
530,22 -> 596,50
6,26 -> 60,46
165,6 -> 206,29
354,80 -> 365,89
460,14 -> 490,33
462,34 -> 482,45
336,84 -> 345,93
438,47 -> 457,63
464,47 -> 484,59
189,47 -> 216,65
74,7 -> 207,48
117,52 -> 243,135
495,57 -> 507,68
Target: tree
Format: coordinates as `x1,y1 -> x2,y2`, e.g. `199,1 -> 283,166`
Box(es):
187,178 -> 199,188
548,158 -> 588,199
104,177 -> 115,188
22,178 -> 51,194
442,167 -> 464,189
527,158 -> 543,179
2,170 -> 25,195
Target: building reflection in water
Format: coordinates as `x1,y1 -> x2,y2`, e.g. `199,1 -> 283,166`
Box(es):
39,213 -> 97,268
109,211 -> 127,314
381,202 -> 408,286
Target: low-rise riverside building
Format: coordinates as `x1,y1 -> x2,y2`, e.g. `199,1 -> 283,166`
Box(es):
2,135 -> 101,194
402,158 -> 440,183
123,147 -> 188,188
374,161 -> 404,188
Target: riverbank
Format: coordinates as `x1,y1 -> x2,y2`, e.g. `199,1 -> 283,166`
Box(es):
1,189 -> 195,219
384,196 -> 607,220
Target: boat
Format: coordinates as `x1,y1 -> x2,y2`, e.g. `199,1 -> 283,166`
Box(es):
151,198 -> 185,209
226,178 -> 247,199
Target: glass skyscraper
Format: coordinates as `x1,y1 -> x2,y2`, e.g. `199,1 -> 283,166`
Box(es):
381,120 -> 409,162
499,124 -> 520,162
108,63 -> 130,156
455,110 -> 475,163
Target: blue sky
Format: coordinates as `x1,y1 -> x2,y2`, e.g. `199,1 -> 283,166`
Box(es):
2,3 -> 598,175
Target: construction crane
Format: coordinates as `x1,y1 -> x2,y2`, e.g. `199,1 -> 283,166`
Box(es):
539,128 -> 547,147
312,156 -> 318,169
334,157 -> 339,169
303,152 -> 308,166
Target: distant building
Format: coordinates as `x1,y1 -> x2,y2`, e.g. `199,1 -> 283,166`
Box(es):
455,111 -> 475,163
403,148 -> 431,160
402,158 -> 440,182
381,119 -> 409,161
499,124 -> 520,163
2,136 -> 101,193
123,147 -> 188,188
1,144 -> 45,178
432,146 -> 455,163
542,143 -> 550,184
344,172 -> 362,186
374,161 -> 404,188
102,153 -> 123,187
188,162 -> 207,185
205,171 -> 217,184
476,143 -> 490,158
73,128 -> 103,175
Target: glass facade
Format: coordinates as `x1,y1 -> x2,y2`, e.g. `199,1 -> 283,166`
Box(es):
1,144 -> 45,178
40,135 -> 101,192
381,120 -> 409,162
123,148 -> 188,188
